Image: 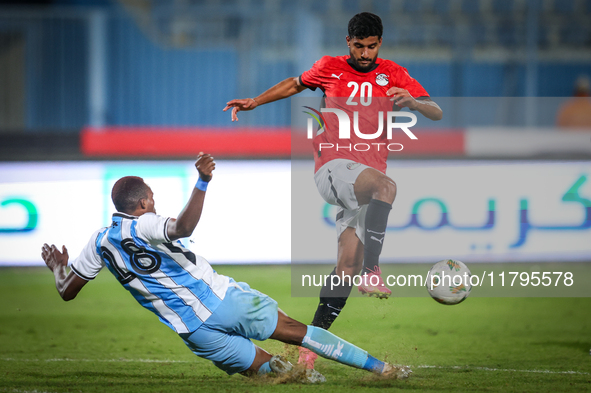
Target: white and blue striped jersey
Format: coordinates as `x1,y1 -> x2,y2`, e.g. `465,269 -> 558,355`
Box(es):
70,212 -> 230,334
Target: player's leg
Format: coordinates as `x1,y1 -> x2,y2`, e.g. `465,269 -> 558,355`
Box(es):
354,167 -> 396,297
242,346 -> 272,375
300,216 -> 365,368
181,324 -> 300,378
178,280 -> 278,376
180,281 -> 315,379
271,312 -> 410,379
310,227 -> 363,330
302,160 -> 373,367
353,167 -> 397,206
308,160 -> 372,332
199,281 -> 325,381
180,323 -> 261,376
202,276 -> 408,379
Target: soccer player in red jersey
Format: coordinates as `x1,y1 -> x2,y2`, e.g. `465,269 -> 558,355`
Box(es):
224,12 -> 442,368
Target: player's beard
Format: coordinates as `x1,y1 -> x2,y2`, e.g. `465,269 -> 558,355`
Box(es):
350,52 -> 377,71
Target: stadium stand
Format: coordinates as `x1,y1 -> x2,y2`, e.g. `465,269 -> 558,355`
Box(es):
0,0 -> 589,159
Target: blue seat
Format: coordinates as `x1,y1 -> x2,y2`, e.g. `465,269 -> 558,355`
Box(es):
342,0 -> 361,14
371,0 -> 392,14
470,23 -> 488,45
432,24 -> 455,46
497,22 -> 517,47
491,0 -> 514,14
383,25 -> 400,46
461,0 -> 481,14
310,0 -> 329,13
560,25 -> 589,46
432,0 -> 451,15
400,25 -> 426,46
403,0 -> 423,13
248,0 -> 264,10
537,25 -> 549,48
325,28 -> 344,47
280,0 -> 295,12
553,0 -> 575,13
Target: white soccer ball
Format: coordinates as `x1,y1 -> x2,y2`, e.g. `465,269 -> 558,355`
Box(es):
426,259 -> 472,305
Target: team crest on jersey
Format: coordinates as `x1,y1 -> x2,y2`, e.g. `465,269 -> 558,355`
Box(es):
346,162 -> 361,170
375,73 -> 389,86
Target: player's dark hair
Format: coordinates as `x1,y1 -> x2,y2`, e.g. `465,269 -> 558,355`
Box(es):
348,12 -> 383,39
111,176 -> 150,214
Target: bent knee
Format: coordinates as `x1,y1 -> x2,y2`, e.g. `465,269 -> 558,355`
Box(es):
373,177 -> 397,203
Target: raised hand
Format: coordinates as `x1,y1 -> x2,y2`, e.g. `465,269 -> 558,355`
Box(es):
196,152 -> 216,182
41,244 -> 69,272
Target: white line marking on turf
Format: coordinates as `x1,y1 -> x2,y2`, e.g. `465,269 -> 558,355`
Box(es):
416,365 -> 590,375
2,358 -> 589,376
1,358 -> 190,364
0,389 -> 58,393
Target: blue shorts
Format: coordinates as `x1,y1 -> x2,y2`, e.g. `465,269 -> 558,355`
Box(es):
179,280 -> 279,375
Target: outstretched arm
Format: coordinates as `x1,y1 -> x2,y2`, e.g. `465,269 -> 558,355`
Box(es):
41,244 -> 88,301
166,153 -> 216,241
223,77 -> 307,122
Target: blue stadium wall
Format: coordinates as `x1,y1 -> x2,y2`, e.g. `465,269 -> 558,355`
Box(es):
22,13 -> 591,130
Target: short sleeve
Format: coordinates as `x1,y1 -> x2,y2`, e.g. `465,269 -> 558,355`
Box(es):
70,230 -> 104,281
134,213 -> 171,244
395,67 -> 429,98
300,56 -> 331,91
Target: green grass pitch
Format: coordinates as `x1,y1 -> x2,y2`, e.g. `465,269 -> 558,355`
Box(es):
0,265 -> 590,392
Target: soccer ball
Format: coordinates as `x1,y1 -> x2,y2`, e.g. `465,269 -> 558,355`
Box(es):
426,259 -> 472,305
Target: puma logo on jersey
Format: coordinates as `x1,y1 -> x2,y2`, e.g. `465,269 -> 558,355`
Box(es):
331,73 -> 343,80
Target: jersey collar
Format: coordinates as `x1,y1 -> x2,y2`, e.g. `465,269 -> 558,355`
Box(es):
113,212 -> 138,219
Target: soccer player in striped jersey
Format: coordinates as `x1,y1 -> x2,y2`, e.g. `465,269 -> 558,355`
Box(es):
224,12 -> 442,369
41,153 -> 411,382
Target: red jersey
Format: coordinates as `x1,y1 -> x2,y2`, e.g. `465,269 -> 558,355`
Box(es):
300,55 -> 429,173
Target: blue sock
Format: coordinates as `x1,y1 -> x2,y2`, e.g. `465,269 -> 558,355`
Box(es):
257,361 -> 272,375
363,355 -> 386,373
301,325 -> 385,372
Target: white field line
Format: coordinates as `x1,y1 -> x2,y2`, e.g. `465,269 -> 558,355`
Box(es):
1,358 -> 589,376
1,357 -> 190,364
415,365 -> 590,375
0,389 -> 59,393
